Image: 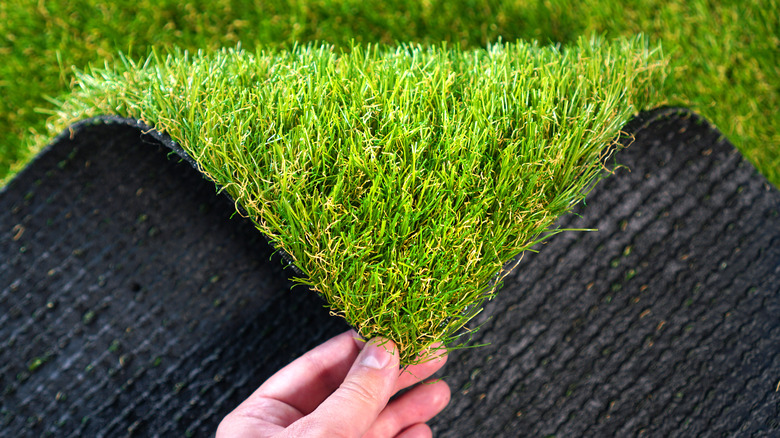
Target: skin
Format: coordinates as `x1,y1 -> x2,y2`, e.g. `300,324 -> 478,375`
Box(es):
216,330 -> 451,438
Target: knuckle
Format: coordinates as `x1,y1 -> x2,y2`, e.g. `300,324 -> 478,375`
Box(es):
338,379 -> 384,406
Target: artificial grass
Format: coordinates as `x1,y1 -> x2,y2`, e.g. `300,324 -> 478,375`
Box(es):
1,0 -> 778,186
46,36 -> 665,363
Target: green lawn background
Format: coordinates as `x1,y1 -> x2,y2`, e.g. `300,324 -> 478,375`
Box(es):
1,0 -> 778,184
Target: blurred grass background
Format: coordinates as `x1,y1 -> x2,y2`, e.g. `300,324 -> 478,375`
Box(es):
1,0 -> 777,184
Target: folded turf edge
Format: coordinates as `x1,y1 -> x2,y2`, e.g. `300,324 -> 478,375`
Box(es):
43,35 -> 667,364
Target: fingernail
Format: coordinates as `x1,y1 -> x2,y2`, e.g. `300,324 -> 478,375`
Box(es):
359,339 -> 395,370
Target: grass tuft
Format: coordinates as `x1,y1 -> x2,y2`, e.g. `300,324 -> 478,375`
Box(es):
46,35 -> 666,364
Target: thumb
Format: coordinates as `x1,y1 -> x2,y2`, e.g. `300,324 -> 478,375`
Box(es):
287,337 -> 400,438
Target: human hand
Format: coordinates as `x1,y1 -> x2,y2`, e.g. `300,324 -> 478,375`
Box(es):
216,330 -> 450,438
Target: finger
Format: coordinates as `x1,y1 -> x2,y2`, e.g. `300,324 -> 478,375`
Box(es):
287,337 -> 401,438
364,380 -> 450,438
396,423 -> 433,438
252,329 -> 362,416
217,397 -> 294,437
394,344 -> 448,392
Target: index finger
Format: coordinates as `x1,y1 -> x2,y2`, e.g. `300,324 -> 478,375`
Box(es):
395,343 -> 449,392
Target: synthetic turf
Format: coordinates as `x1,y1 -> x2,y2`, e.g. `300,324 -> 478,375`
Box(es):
1,109 -> 778,436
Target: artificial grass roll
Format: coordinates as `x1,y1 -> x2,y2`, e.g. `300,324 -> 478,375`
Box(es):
48,35 -> 666,364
